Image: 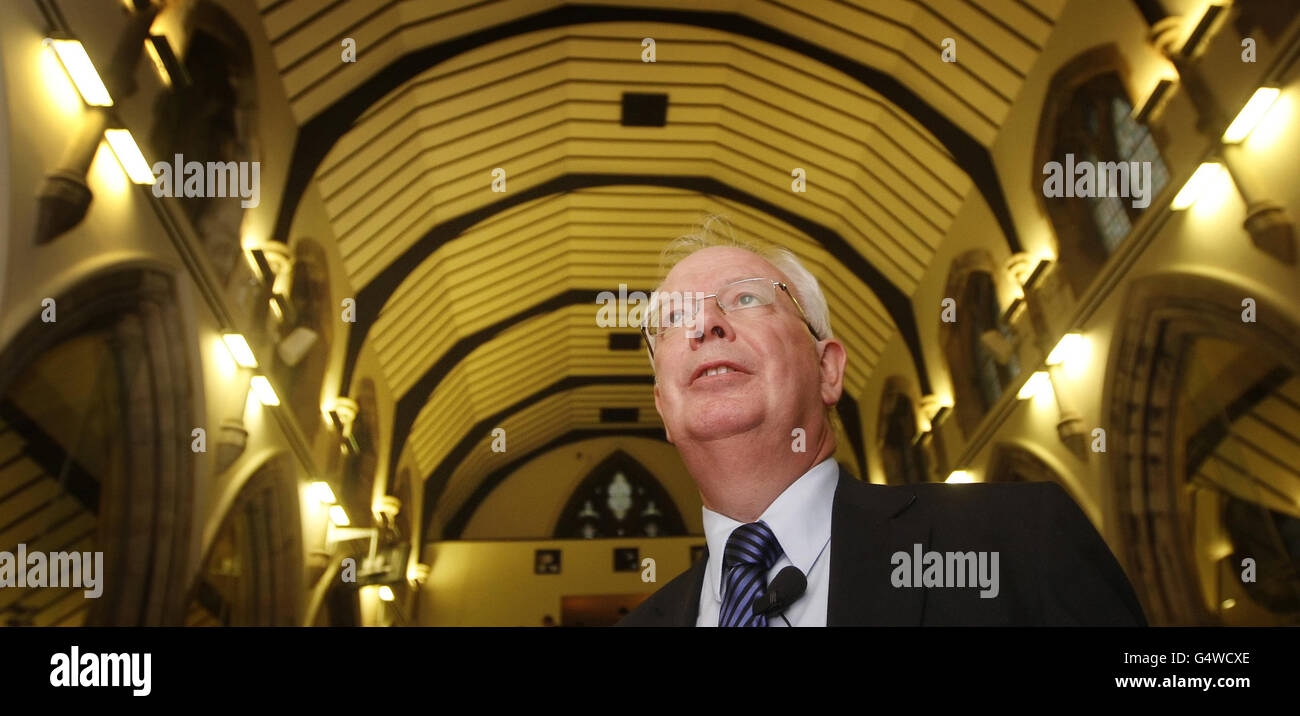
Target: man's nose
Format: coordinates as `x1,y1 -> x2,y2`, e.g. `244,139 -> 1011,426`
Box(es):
687,300 -> 733,349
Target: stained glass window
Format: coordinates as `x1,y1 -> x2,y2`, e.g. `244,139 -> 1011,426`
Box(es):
554,451 -> 686,539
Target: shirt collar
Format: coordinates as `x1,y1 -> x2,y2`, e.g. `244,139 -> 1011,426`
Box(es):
701,457 -> 838,603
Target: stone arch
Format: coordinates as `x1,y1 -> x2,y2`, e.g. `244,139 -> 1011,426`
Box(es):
185,453 -> 303,626
0,266 -> 196,625
1104,272 -> 1300,625
939,249 -> 1019,437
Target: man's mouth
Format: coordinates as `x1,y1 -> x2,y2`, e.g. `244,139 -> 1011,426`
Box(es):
690,361 -> 748,384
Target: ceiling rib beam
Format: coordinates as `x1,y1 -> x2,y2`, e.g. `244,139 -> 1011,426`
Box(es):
269,4 -> 1021,261
342,174 -> 932,407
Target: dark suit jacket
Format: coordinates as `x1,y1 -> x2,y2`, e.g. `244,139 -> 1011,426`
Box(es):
618,467 -> 1147,626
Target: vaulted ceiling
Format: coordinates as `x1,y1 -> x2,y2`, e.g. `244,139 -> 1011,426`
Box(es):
252,0 -> 1067,540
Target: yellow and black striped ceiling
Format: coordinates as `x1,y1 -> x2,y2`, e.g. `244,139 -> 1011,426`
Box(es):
253,0 -> 1067,539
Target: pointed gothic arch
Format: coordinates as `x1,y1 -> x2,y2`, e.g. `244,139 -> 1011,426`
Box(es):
185,453 -> 303,626
1105,272 -> 1300,625
0,266 -> 197,625
1033,45 -> 1170,298
553,450 -> 685,539
940,249 -> 1020,437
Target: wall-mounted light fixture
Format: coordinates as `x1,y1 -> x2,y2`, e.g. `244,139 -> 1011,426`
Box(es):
1223,87 -> 1280,144
1046,333 -> 1085,367
221,333 -> 258,368
144,34 -> 189,89
1171,162 -> 1227,210
102,129 -> 154,184
1134,75 -> 1178,125
44,37 -> 113,106
408,563 -> 431,586
249,375 -> 280,406
331,397 -> 359,440
1017,371 -> 1052,400
1178,2 -> 1227,58
374,495 -> 401,525
329,505 -> 351,527
243,244 -> 273,282
310,481 -> 337,504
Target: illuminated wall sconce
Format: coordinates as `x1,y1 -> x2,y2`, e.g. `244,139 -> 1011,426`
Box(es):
261,244 -> 292,294
329,505 -> 351,527
1017,371 -> 1052,400
1222,87 -> 1280,144
1022,258 -> 1052,292
1046,333 -> 1085,367
310,481 -> 337,504
243,245 -> 273,282
222,333 -> 258,368
1134,76 -> 1177,125
917,394 -> 952,433
103,129 -> 155,184
377,585 -> 395,602
408,563 -> 431,586
268,294 -> 286,321
249,375 -> 280,406
1171,162 -> 1226,210
1179,2 -> 1227,57
945,470 -> 974,484
1003,252 -> 1034,287
332,397 -> 359,439
144,34 -> 189,89
44,37 -> 113,106
374,495 -> 401,524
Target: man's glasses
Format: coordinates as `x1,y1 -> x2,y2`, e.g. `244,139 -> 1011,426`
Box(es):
639,277 -> 819,357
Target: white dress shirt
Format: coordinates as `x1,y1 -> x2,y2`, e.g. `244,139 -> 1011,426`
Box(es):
696,458 -> 837,627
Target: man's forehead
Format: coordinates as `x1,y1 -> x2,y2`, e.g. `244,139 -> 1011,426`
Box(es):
661,247 -> 782,290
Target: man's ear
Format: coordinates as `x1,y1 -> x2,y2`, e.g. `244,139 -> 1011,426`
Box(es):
653,381 -> 674,444
817,338 -> 847,407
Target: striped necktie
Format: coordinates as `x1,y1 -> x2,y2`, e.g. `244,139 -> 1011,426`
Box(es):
719,521 -> 784,627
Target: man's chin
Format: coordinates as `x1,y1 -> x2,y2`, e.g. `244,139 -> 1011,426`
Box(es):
677,407 -> 764,442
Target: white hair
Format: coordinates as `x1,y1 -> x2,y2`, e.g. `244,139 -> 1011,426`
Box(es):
650,215 -> 834,341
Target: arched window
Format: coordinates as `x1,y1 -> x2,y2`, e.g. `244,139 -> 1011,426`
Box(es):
274,239 -> 331,443
1035,48 -> 1169,297
554,451 -> 685,539
941,251 -> 1020,437
150,2 -> 259,285
185,456 -> 303,626
877,379 -> 928,485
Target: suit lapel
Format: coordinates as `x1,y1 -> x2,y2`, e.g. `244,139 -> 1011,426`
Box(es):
674,548 -> 708,626
827,468 -> 931,626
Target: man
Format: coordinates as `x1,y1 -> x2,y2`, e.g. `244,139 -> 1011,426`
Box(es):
618,220 -> 1146,627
